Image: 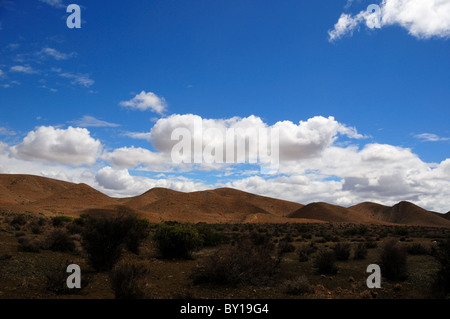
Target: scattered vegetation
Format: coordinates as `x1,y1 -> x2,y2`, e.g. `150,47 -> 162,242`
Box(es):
193,237 -> 278,286
81,212 -> 149,271
313,250 -> 338,275
353,243 -> 368,260
285,275 -> 312,295
379,240 -> 408,281
153,222 -> 203,259
332,243 -> 351,261
109,259 -> 150,299
47,229 -> 76,252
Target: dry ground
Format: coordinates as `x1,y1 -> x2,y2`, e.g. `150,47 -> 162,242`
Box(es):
0,211 -> 448,299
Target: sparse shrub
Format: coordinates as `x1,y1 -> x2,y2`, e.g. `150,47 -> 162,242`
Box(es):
365,240 -> 378,249
431,238 -> 450,297
379,240 -> 408,281
82,215 -> 126,271
29,221 -> 43,234
196,223 -> 224,247
285,275 -> 312,295
153,222 -> 202,259
406,243 -> 429,255
394,226 -> 409,237
297,243 -> 317,262
278,240 -> 295,255
122,216 -> 151,254
313,250 -> 338,275
18,237 -> 41,253
109,259 -> 150,299
353,243 -> 367,260
354,243 -> 368,260
193,238 -> 278,285
47,229 -> 75,252
333,243 -> 351,261
11,214 -> 27,226
81,212 -> 150,270
52,216 -> 73,227
344,226 -> 368,236
66,222 -> 84,235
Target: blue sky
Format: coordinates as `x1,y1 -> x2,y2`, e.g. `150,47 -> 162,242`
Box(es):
0,0 -> 449,212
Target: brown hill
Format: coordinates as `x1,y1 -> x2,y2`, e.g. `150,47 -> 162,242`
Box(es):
0,174 -> 73,204
33,183 -> 120,214
124,187 -> 304,223
1,174 -> 449,226
288,202 -> 384,224
0,174 -> 119,215
349,201 -> 450,228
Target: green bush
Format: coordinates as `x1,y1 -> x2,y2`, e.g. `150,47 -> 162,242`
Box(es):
52,216 -> 73,227
81,212 -> 149,271
153,222 -> 203,259
379,240 -> 408,281
313,250 -> 338,275
195,224 -> 224,247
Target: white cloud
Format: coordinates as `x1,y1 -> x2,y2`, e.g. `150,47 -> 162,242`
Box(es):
329,0 -> 450,41
70,115 -> 120,128
10,65 -> 37,74
150,114 -> 365,163
122,131 -> 152,141
0,127 -> 15,136
38,0 -> 66,9
381,0 -> 450,39
2,114 -> 450,213
119,91 -> 167,114
95,166 -> 209,196
59,72 -> 94,88
102,146 -> 169,171
414,133 -> 450,142
38,47 -> 76,60
10,126 -> 102,166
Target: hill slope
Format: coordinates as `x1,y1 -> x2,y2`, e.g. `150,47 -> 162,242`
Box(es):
349,201 -> 450,227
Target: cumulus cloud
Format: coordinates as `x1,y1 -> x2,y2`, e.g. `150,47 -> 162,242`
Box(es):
102,146 -> 169,171
95,166 -> 209,196
2,114 -> 450,212
329,0 -> 450,41
10,126 -> 102,166
119,91 -> 167,114
150,114 -> 365,164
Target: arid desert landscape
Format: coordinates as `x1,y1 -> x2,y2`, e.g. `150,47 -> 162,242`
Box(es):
1,174 -> 449,299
